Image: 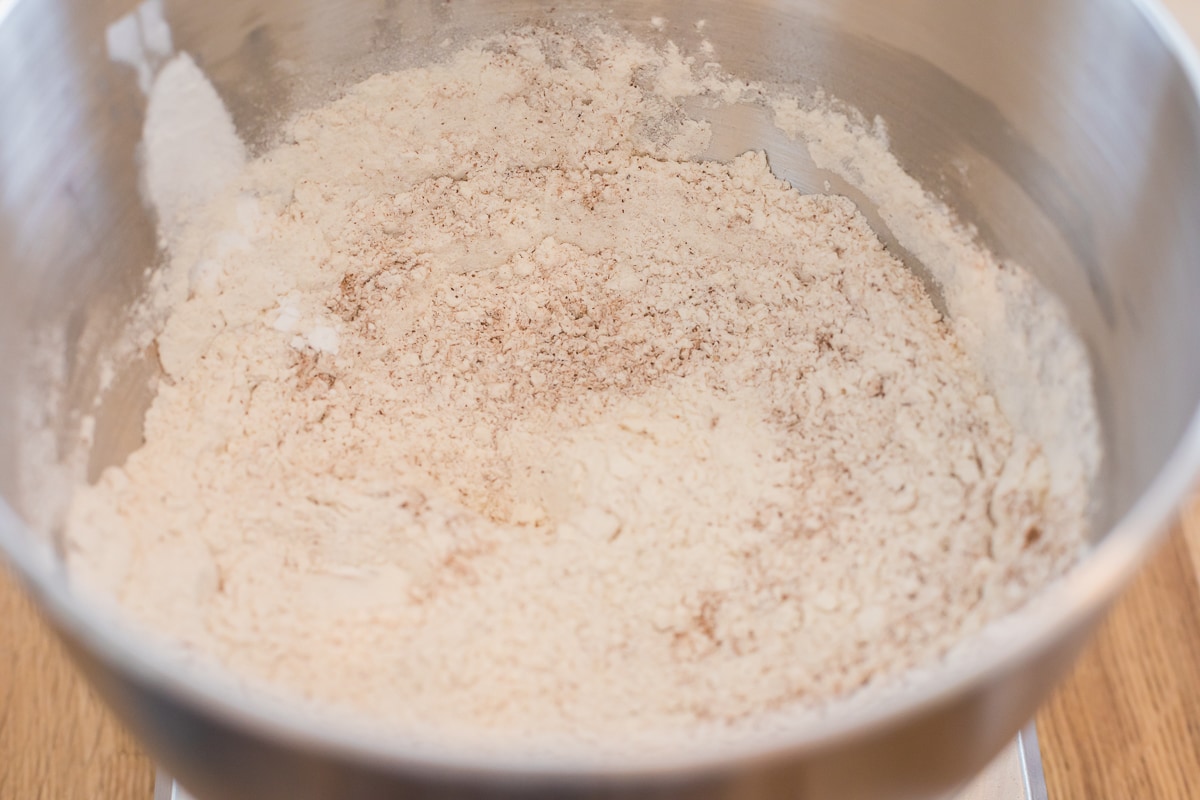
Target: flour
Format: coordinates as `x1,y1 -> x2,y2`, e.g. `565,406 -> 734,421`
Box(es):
768,97 -> 1100,508
65,26 -> 1096,754
142,53 -> 245,245
105,0 -> 174,94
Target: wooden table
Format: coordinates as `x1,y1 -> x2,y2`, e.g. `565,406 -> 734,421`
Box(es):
1038,496 -> 1200,799
1,499 -> 1197,799
0,568 -> 153,800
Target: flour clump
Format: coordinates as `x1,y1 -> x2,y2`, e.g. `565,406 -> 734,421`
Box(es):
65,25 -> 1096,753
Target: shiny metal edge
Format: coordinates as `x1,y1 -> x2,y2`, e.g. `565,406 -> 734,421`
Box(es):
154,767 -> 184,800
1017,723 -> 1049,800
156,726 -> 1050,800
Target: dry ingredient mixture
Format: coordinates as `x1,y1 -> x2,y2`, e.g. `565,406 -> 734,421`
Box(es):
65,26 -> 1095,752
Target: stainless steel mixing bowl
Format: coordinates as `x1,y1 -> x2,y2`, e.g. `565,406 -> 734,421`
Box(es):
3,0 -> 1200,798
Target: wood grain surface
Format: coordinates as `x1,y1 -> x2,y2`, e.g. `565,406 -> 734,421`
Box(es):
0,568 -> 154,800
1038,496 -> 1200,800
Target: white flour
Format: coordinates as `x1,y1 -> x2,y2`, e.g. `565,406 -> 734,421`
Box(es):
141,53 -> 245,245
769,98 -> 1100,508
65,26 -> 1097,753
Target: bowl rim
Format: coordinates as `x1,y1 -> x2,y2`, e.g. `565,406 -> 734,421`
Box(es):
2,0 -> 1199,783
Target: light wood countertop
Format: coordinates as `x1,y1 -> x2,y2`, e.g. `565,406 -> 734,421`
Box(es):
1038,497 -> 1200,799
0,569 -> 152,800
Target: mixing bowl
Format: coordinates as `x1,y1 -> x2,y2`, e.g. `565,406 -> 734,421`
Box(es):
3,0 -> 1200,798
